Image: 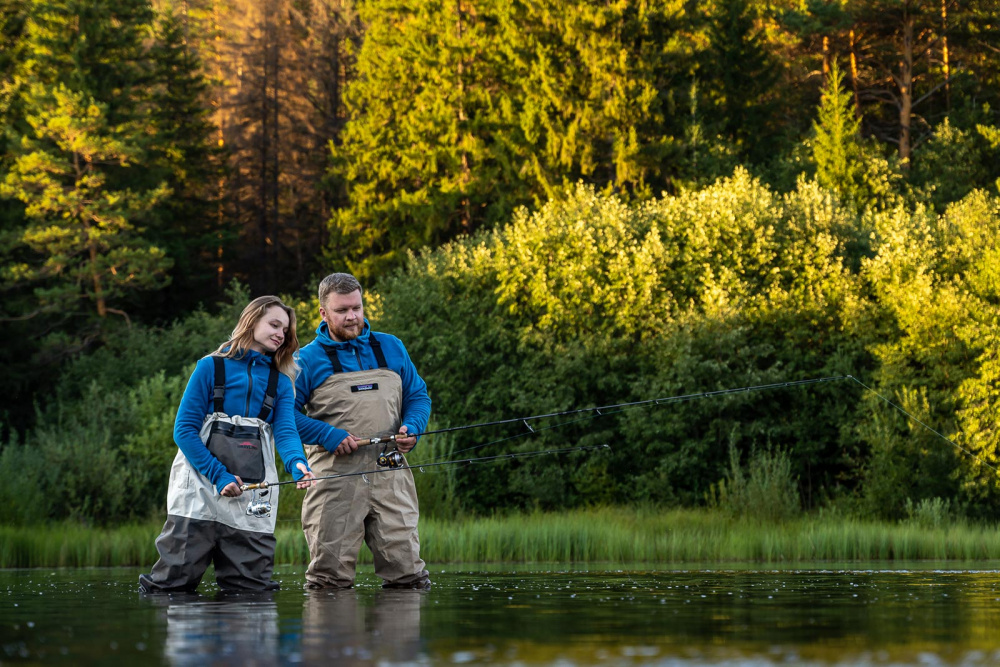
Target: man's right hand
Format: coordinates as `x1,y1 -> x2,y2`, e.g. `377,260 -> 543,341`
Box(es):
333,434 -> 359,456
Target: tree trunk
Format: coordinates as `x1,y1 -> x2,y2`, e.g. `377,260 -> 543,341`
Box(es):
899,9 -> 914,167
456,0 -> 471,233
849,29 -> 861,119
940,0 -> 950,110
90,243 -> 107,318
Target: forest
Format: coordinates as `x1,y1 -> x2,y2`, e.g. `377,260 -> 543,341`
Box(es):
2,0 -> 1000,526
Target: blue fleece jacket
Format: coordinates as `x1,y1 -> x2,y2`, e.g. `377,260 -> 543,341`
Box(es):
173,351 -> 310,494
294,320 -> 431,451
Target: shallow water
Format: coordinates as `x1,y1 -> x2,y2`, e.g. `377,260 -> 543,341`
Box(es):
4,563 -> 1000,665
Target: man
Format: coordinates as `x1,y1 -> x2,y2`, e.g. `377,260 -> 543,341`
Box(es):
294,272 -> 432,589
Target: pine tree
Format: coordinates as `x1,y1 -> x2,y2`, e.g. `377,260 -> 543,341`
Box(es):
0,0 -> 172,327
1,82 -> 172,321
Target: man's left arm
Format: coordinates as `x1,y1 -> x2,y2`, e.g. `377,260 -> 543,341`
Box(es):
392,338 -> 431,452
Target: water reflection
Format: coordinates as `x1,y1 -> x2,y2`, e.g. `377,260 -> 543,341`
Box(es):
146,592 -> 280,665
7,566 -> 1000,665
301,587 -> 425,664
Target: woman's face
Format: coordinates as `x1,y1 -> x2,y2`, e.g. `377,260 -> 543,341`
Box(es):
250,305 -> 290,354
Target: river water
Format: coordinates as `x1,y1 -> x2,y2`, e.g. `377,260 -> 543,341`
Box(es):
4,563 -> 1000,665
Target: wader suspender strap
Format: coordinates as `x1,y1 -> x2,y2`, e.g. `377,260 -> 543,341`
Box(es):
211,355 -> 280,421
212,356 -> 226,412
370,335 -> 388,369
257,363 -> 279,421
322,334 -> 389,375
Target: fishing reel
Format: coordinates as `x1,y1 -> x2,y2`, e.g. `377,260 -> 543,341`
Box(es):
377,450 -> 405,469
245,488 -> 272,518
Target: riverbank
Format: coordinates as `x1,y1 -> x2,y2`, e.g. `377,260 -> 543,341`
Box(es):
3,507 -> 998,568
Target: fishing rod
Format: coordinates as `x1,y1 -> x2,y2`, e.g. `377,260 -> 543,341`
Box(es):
354,375 -> 853,448
847,375 -> 999,474
239,443 -> 611,494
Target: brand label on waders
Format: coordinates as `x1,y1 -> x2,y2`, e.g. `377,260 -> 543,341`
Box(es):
350,383 -> 379,393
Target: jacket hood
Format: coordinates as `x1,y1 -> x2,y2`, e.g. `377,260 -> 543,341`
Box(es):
314,319 -> 371,348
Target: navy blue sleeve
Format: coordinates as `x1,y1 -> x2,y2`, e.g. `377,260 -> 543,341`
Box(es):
173,357 -> 237,493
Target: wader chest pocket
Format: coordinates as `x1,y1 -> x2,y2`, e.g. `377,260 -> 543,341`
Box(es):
207,422 -> 266,484
207,355 -> 279,486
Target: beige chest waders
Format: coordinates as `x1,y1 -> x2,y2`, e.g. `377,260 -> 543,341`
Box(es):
301,337 -> 429,588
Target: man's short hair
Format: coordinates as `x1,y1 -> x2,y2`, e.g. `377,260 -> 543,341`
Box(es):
318,273 -> 363,305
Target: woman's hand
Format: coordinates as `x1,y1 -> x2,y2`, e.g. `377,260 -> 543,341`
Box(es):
296,463 -> 317,489
221,475 -> 244,497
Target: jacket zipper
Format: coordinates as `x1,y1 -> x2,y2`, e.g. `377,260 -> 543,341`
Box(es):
244,358 -> 254,416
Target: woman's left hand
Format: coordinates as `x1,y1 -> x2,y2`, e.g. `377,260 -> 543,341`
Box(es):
295,463 -> 317,489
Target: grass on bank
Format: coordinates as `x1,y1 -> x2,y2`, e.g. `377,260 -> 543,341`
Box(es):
3,507 -> 1000,569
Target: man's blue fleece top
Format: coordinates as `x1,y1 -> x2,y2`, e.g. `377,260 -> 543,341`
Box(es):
294,319 -> 431,451
173,350 -> 310,494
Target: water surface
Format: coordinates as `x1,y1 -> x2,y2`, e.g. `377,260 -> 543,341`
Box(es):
4,563 -> 1000,665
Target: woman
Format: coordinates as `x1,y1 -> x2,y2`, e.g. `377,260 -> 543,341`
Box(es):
139,296 -> 316,593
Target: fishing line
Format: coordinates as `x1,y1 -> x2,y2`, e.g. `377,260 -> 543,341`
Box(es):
405,376 -> 853,463
847,375 -> 998,474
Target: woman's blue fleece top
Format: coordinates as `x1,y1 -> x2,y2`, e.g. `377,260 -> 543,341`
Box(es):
294,320 -> 431,450
173,350 -> 310,494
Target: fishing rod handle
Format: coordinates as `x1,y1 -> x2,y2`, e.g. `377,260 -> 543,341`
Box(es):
356,434 -> 397,447
239,481 -> 270,491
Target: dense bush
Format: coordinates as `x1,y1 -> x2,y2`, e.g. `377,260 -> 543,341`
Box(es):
379,176 -> 1000,521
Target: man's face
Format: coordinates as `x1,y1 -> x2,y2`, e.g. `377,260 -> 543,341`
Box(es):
320,289 -> 364,342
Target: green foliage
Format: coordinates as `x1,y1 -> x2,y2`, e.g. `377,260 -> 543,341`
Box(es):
699,0 -> 782,163
812,62 -> 864,204
909,119 -> 989,211
708,442 -> 801,523
1,82 -> 173,320
329,0 -> 688,279
1,0 -> 177,331
904,496 -> 954,530
0,284 -> 251,524
377,174 -> 870,515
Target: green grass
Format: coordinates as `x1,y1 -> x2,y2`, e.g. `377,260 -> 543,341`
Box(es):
4,507 -> 1000,568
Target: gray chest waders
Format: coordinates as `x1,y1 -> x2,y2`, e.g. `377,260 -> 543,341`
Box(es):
300,335 -> 429,588
166,357 -> 281,534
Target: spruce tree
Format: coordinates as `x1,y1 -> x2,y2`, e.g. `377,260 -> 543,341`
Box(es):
812,61 -> 864,203
144,8 -> 224,312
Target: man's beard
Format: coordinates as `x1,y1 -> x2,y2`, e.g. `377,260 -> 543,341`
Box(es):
329,320 -> 361,342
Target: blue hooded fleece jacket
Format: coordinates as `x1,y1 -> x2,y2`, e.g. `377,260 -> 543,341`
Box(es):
294,319 -> 431,451
173,350 -> 310,494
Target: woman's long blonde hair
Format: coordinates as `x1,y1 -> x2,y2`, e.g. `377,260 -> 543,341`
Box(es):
215,296 -> 299,380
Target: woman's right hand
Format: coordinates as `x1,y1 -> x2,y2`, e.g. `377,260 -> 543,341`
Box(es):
221,475 -> 244,497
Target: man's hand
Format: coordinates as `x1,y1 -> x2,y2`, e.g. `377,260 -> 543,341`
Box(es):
296,463 -> 317,489
395,425 -> 417,453
221,475 -> 244,497
333,433 -> 360,456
